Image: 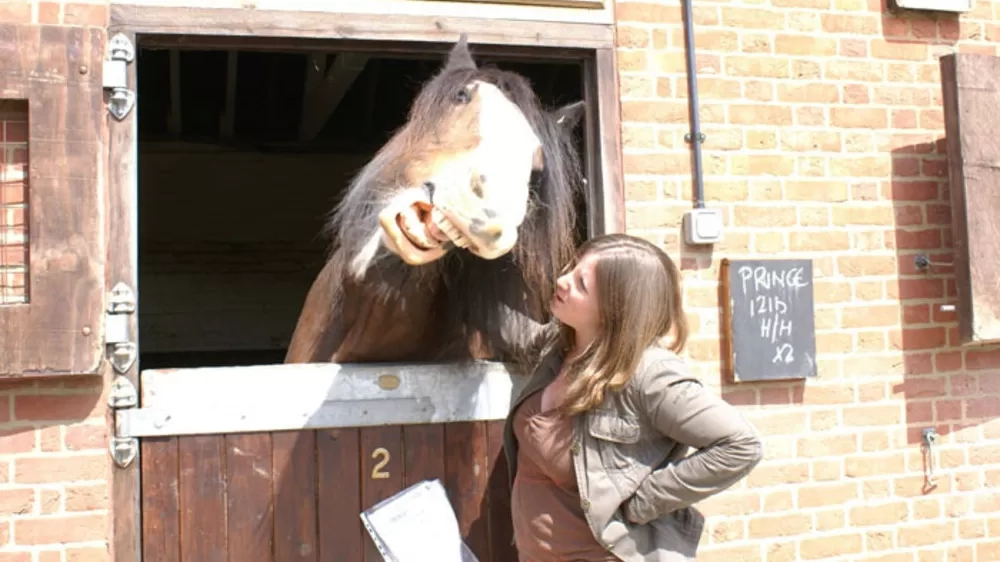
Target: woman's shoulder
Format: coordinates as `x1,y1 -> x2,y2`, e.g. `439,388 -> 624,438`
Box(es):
636,345 -> 692,376
630,345 -> 702,391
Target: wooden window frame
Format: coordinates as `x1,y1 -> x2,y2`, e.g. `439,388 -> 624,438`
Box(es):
940,53 -> 1000,344
107,5 -> 623,560
0,25 -> 108,377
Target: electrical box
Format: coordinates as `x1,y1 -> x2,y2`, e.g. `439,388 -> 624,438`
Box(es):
683,208 -> 723,245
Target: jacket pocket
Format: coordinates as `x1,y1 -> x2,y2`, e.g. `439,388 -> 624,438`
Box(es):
587,411 -> 642,473
674,506 -> 705,540
587,412 -> 642,444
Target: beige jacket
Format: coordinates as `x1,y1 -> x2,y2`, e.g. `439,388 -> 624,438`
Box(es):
503,346 -> 763,561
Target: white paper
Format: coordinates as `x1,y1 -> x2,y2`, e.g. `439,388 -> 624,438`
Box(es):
360,479 -> 479,562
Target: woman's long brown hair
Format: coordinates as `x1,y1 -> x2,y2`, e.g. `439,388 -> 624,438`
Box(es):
549,234 -> 688,416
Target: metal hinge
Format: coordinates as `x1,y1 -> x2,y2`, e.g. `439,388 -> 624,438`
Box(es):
103,32 -> 135,120
106,282 -> 137,373
105,282 -> 138,468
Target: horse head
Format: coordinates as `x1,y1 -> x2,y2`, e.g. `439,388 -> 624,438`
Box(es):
335,34 -> 584,280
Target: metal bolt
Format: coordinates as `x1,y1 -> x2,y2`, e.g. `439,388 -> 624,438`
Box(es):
78,65 -> 88,75
82,326 -> 91,336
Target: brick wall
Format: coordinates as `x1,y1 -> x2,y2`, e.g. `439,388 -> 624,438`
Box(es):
0,3 -> 113,562
615,0 -> 1000,560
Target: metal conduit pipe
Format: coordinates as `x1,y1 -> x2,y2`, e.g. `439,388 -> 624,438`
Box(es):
682,0 -> 706,209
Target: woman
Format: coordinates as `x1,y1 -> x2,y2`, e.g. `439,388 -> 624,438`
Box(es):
502,233 -> 763,562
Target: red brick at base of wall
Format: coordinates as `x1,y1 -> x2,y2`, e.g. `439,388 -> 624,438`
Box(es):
0,376 -> 110,562
616,0 -> 1000,560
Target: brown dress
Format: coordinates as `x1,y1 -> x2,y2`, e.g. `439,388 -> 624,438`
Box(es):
511,390 -> 620,562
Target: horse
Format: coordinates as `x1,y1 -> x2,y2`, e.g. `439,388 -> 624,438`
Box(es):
284,34 -> 586,371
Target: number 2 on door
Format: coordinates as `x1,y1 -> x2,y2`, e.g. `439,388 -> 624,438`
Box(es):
371,447 -> 391,479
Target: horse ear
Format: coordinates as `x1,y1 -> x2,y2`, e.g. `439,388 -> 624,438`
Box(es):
553,101 -> 585,130
445,33 -> 477,71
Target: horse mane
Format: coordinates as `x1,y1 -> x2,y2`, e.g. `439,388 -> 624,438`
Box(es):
317,53 -> 584,362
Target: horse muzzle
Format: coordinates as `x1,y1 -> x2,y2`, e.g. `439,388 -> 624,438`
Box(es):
433,206 -> 518,260
375,187 -> 521,264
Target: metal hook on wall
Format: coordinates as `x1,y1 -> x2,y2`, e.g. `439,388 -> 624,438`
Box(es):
914,254 -> 954,270
922,427 -> 939,492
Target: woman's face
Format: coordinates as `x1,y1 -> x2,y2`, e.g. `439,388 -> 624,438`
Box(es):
551,252 -> 601,336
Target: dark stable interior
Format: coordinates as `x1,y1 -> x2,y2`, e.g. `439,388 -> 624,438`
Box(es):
135,44 -> 589,371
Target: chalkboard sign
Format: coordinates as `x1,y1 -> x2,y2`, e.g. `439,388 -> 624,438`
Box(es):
721,258 -> 817,382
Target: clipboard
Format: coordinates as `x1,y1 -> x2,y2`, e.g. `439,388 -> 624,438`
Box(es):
360,479 -> 480,562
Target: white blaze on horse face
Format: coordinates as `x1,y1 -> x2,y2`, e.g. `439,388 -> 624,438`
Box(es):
431,81 -> 542,260
473,82 -> 540,225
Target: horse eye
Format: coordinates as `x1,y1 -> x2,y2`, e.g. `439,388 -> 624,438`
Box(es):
454,88 -> 471,104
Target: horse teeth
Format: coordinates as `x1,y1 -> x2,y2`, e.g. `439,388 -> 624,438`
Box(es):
431,209 -> 469,248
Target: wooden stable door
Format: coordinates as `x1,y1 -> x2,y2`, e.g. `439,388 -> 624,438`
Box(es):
140,424 -> 516,561
133,364 -> 524,562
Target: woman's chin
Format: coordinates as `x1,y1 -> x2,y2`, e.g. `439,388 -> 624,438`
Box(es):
550,305 -> 571,328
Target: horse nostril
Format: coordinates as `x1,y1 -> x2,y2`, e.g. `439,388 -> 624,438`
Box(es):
483,208 -> 497,219
469,218 -> 503,242
422,182 -> 436,201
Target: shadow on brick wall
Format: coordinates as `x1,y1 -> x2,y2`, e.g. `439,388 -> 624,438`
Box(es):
889,139 -> 1000,456
889,138 -> 955,448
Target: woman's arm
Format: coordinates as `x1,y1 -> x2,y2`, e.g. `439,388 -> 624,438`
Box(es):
624,369 -> 764,525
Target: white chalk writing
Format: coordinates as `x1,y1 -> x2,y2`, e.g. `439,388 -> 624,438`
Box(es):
736,264 -> 811,366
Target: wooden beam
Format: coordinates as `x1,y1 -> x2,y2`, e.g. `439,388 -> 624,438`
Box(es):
363,59 -> 381,138
219,50 -> 238,140
112,6 -> 614,49
138,36 -> 591,63
107,28 -> 141,562
167,49 -> 181,138
113,0 -> 614,26
124,361 -> 529,437
299,52 -> 369,142
940,53 -> 1000,343
584,47 -> 624,236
